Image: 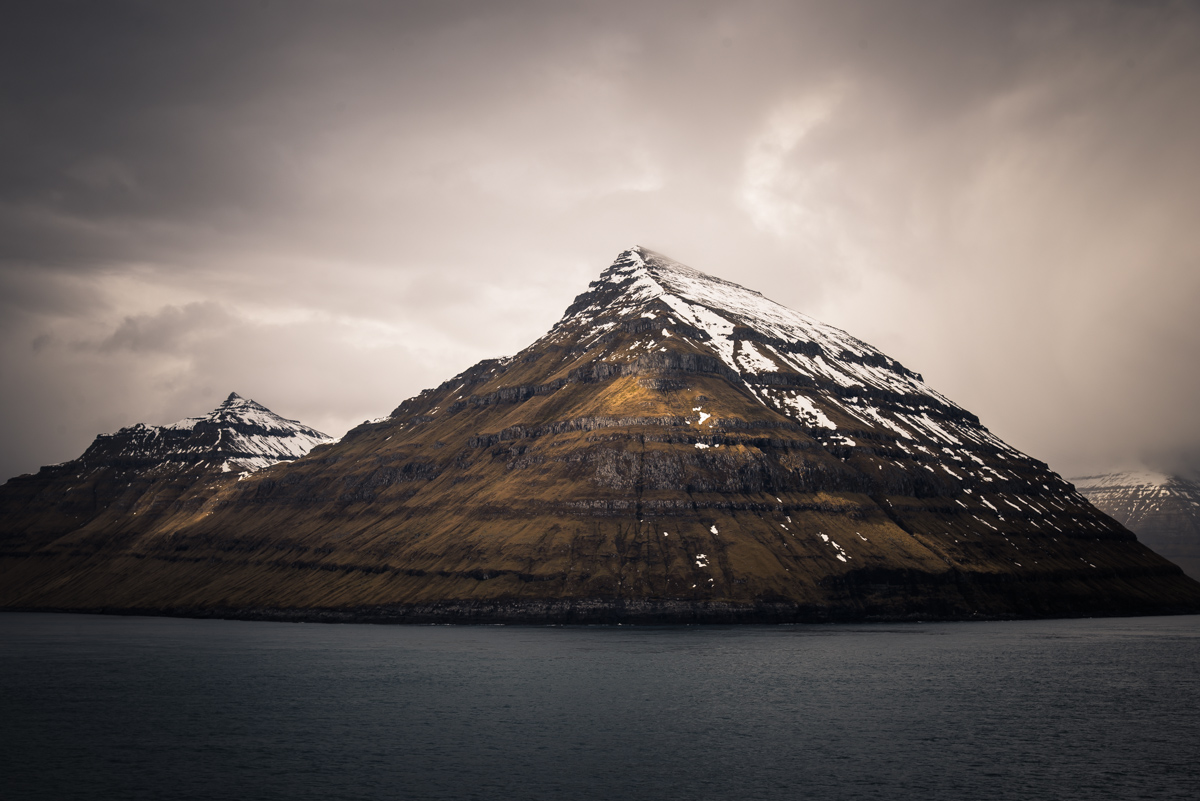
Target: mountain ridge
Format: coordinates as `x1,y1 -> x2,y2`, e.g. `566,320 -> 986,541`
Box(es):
1072,469 -> 1200,580
0,393 -> 333,553
80,391 -> 334,475
3,248 -> 1198,622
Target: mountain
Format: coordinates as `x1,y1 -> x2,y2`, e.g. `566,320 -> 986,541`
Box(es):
1072,470 -> 1200,580
3,248 -> 1198,622
0,393 -> 334,553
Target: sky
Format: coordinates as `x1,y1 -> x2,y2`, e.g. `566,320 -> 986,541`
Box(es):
2,0 -> 1199,482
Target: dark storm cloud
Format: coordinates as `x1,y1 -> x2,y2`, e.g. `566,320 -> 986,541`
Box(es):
2,0 -> 1199,481
97,301 -> 233,353
0,264 -> 105,322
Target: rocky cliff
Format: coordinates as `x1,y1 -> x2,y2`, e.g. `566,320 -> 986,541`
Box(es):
3,249 -> 1197,622
0,393 -> 333,553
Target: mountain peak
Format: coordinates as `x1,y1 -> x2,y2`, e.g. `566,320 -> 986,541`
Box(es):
6,245 -> 1200,622
631,246 -> 760,294
595,246 -> 750,304
573,248 -> 869,357
547,248 -> 941,435
168,394 -> 268,431
73,394 -> 338,475
1073,469 -> 1200,580
213,391 -> 270,413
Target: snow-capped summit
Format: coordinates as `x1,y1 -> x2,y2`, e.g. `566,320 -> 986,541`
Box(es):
169,392 -> 302,433
4,249 -> 1197,622
578,245 -> 886,357
90,393 -> 335,475
0,394 -> 335,555
1073,469 -> 1200,579
543,245 -> 1015,458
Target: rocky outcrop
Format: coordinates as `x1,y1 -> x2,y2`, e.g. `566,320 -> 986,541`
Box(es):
3,249 -> 1198,622
0,393 -> 333,553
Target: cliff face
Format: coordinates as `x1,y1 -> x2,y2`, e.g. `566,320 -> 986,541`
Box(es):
0,393 -> 333,553
1072,471 -> 1200,581
3,249 -> 1198,622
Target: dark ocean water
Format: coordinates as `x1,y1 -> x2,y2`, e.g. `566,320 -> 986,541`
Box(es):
2,613 -> 1198,801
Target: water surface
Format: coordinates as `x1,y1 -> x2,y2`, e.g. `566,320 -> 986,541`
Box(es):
2,613 -> 1197,800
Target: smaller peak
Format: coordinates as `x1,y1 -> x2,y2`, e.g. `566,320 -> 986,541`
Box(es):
627,245 -> 655,262
614,246 -> 711,284
217,392 -> 263,410
622,245 -> 670,266
608,246 -> 647,267
207,393 -> 272,422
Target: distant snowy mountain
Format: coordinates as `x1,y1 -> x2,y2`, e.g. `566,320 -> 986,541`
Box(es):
3,249 -> 1197,622
0,394 -> 333,553
1073,470 -> 1200,580
87,392 -> 334,476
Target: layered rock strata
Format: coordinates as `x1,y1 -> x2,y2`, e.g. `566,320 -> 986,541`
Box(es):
0,393 -> 333,553
3,250 -> 1198,622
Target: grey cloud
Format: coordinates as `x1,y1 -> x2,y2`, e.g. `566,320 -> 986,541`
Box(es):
1,0 -> 1199,482
97,301 -> 234,354
0,265 -> 107,322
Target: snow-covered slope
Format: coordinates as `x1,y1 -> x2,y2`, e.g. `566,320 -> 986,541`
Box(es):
0,393 -> 335,553
1073,470 -> 1200,579
87,392 -> 335,475
543,246 -> 1020,458
5,249 -> 1197,622
369,245 -> 1140,568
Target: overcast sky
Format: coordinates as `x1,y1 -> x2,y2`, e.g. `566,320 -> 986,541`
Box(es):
2,0 -> 1198,482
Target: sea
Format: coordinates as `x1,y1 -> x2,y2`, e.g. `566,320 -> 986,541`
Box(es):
2,612 -> 1197,801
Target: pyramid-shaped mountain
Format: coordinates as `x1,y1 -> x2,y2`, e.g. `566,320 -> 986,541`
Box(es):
0,393 -> 333,554
3,249 -> 1198,622
1072,470 -> 1200,581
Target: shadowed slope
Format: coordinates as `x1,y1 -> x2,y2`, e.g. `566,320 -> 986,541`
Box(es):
3,250 -> 1198,622
0,393 -> 334,554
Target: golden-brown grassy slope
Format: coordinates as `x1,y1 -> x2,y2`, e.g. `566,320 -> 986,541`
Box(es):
0,395 -> 331,587
3,248 -> 1198,620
